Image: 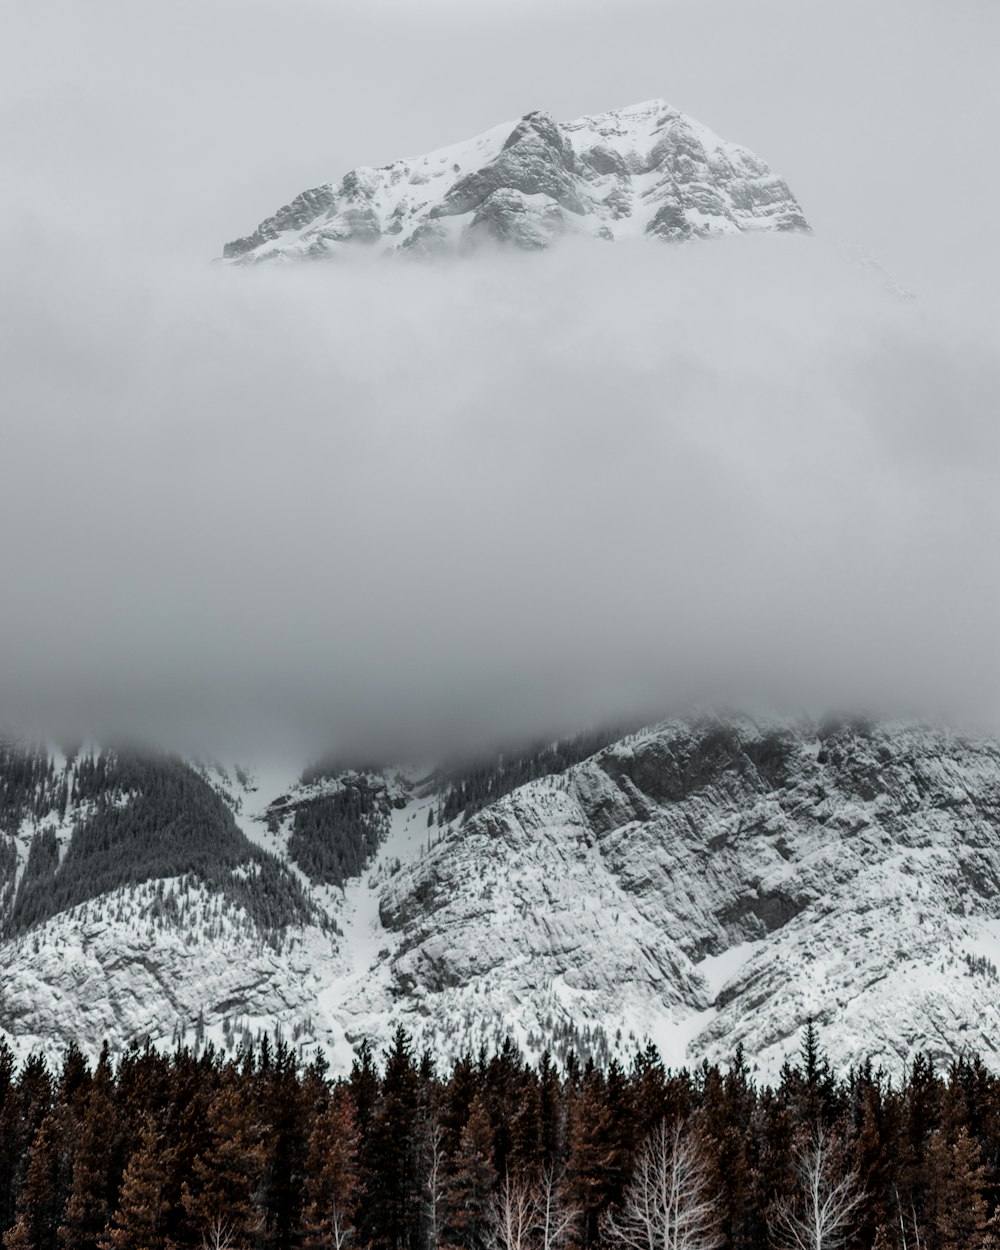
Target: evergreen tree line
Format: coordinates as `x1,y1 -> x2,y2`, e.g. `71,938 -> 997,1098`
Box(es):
0,742 -> 61,834
0,840 -> 15,918
1,1024 -> 999,1250
2,751 -> 314,939
286,784 -> 388,889
438,728 -> 630,826
298,762 -> 392,789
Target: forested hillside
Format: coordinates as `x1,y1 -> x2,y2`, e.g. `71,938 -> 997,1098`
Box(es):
5,718 -> 1000,1089
0,741 -> 69,832
283,776 -> 396,888
437,727 -> 629,825
0,743 -> 313,938
0,1027 -> 996,1250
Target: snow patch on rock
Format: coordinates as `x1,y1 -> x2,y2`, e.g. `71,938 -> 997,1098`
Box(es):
222,99 -> 808,264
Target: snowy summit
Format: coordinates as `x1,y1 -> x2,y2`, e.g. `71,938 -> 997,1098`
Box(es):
221,99 -> 809,262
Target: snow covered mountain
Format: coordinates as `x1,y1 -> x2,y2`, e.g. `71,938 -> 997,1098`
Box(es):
3,716 -> 1000,1083
221,99 -> 808,263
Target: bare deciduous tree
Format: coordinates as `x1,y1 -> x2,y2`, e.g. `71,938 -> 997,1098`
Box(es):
328,1204 -> 351,1250
605,1121 -> 721,1250
491,1172 -> 540,1250
424,1119 -> 446,1250
537,1166 -> 578,1250
773,1128 -> 862,1250
489,1165 -> 579,1250
202,1216 -> 235,1250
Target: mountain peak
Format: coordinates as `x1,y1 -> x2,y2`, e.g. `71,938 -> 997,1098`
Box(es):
221,99 -> 809,263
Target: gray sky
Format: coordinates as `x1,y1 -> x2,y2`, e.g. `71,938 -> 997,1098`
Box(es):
1,0 -> 998,758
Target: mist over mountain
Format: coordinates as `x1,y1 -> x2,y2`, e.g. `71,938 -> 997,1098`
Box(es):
3,0 -> 1000,1130
3,226 -> 998,760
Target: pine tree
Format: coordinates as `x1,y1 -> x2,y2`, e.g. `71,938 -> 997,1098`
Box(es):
181,1082 -> 264,1250
795,1021 -> 838,1127
601,1064 -> 633,1211
923,1125 -> 991,1250
752,1103 -> 797,1240
898,1052 -> 942,1220
482,1042 -> 522,1182
301,1090 -> 359,1250
538,1053 -> 563,1168
4,1109 -> 73,1250
444,1096 -> 496,1250
55,1050 -> 91,1122
509,1079 -> 542,1170
698,1073 -> 755,1250
348,1042 -> 379,1139
849,1081 -> 895,1250
59,1053 -> 118,1250
15,1055 -> 55,1168
439,1057 -> 480,1158
628,1045 -> 668,1144
99,1116 -> 170,1250
257,1043 -> 308,1250
359,1027 -> 422,1250
0,1040 -> 20,1237
566,1071 -> 623,1248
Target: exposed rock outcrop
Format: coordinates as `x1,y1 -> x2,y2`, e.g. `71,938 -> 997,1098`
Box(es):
221,99 -> 809,263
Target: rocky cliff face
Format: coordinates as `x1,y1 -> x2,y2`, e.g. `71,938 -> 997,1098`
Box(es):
3,717 -> 1000,1082
370,717 -> 1000,1079
221,100 -> 808,263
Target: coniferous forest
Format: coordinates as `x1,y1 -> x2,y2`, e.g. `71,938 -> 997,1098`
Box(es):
0,748 -> 314,940
1,1025 -> 999,1250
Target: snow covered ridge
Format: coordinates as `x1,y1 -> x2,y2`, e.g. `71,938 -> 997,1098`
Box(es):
4,717 -> 1000,1082
372,718 -> 1000,1080
221,99 -> 809,263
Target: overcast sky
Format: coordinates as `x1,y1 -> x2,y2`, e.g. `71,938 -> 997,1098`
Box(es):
1,0 -> 998,759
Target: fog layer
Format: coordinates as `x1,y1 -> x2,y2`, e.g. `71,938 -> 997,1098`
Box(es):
2,231 -> 997,757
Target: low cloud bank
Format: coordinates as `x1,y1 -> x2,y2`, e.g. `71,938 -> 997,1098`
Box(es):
2,232 -> 997,758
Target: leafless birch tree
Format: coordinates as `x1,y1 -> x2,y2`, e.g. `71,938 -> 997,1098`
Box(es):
773,1128 -> 862,1250
423,1119 -> 446,1250
491,1172 -> 540,1250
605,1121 -> 720,1250
327,1204 -> 351,1250
201,1216 -> 235,1250
489,1165 -> 579,1250
537,1166 -> 579,1250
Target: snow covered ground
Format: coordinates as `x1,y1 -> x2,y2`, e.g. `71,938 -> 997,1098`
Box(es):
5,717 -> 1000,1084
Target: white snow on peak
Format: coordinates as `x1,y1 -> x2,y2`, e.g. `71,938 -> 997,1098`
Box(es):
400,118 -> 516,175
221,98 -> 808,264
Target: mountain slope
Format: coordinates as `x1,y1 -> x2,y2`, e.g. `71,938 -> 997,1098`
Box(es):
370,718 -> 1000,1078
3,718 -> 1000,1082
4,749 -> 313,937
222,99 -> 808,263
